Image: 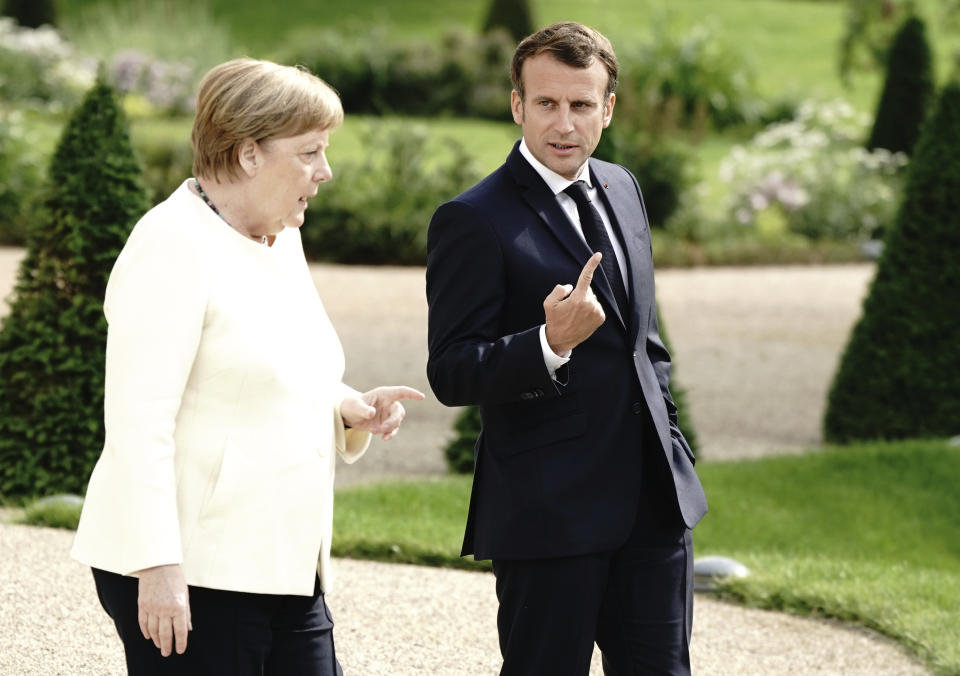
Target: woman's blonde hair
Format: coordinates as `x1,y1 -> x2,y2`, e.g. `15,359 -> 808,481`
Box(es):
191,58 -> 343,181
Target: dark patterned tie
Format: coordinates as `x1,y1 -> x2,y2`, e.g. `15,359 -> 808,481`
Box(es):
563,180 -> 629,314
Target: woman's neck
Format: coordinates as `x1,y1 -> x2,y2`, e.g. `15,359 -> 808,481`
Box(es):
193,176 -> 270,243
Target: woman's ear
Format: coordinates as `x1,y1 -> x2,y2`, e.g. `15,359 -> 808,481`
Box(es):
237,138 -> 259,177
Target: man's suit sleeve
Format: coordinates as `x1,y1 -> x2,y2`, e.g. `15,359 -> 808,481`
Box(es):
426,199 -> 560,407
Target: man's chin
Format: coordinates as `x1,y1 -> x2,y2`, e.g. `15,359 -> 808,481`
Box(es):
547,160 -> 585,181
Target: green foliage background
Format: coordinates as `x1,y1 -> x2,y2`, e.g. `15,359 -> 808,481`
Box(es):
825,83 -> 960,442
0,79 -> 148,497
2,0 -> 56,28
482,0 -> 535,41
866,15 -> 935,155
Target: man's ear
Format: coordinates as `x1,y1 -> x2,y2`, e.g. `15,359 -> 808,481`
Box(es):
237,138 -> 259,177
511,89 -> 524,126
602,93 -> 616,129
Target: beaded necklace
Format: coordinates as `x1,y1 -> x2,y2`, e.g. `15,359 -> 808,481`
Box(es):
194,180 -> 268,245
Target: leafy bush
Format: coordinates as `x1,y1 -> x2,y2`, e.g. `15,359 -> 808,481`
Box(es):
838,0 -> 908,86
482,0 -> 534,41
0,18 -> 95,110
302,123 -> 481,265
719,99 -> 908,241
837,0 -> 958,86
0,110 -> 46,244
445,406 -> 481,474
62,0 -> 236,115
866,15 -> 935,155
824,83 -> 960,443
617,18 -> 765,134
0,78 -> 149,498
2,0 -> 56,28
594,127 -> 695,228
129,119 -> 194,205
21,494 -> 83,529
274,26 -> 515,120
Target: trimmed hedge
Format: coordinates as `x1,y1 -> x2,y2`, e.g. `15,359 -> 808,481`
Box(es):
866,16 -> 934,155
0,78 -> 148,497
301,124 -> 481,265
482,0 -> 534,42
593,127 -> 693,228
2,0 -> 56,28
824,83 -> 960,443
274,27 -> 514,121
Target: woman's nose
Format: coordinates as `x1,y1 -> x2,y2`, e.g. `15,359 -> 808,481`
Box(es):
315,158 -> 332,183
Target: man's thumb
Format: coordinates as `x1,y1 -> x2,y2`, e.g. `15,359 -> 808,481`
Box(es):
544,284 -> 574,305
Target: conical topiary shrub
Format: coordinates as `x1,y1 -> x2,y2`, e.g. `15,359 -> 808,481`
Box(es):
825,83 -> 960,443
2,0 -> 56,28
443,310 -> 698,473
866,15 -> 935,155
0,77 -> 148,497
481,0 -> 534,42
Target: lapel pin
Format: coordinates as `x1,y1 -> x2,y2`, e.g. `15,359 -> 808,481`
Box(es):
604,183 -> 609,189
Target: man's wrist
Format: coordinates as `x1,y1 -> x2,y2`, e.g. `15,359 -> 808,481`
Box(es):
540,324 -> 571,377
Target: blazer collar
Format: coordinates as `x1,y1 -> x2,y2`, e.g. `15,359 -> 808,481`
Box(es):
506,143 -> 628,331
589,160 -> 651,342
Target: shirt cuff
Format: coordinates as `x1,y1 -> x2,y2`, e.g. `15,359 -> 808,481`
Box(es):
540,324 -> 571,378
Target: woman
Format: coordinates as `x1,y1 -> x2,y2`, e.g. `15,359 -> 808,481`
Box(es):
71,58 -> 423,674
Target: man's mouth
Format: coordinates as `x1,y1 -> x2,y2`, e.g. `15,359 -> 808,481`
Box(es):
550,143 -> 576,151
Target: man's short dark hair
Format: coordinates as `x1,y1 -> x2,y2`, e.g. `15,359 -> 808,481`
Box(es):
511,22 -> 619,101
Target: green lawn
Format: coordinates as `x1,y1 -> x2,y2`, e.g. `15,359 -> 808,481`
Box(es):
16,435 -> 958,671
59,0 -> 960,114
330,439 -> 960,675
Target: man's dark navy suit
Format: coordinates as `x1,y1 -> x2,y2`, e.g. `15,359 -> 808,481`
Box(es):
426,141 -> 708,674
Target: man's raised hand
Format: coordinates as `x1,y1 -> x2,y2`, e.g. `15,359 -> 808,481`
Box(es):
543,252 -> 606,355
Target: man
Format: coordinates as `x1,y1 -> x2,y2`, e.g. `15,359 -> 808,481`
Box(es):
425,22 -> 707,675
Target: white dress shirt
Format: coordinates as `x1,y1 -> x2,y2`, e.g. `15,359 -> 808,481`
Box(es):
518,138 -> 629,377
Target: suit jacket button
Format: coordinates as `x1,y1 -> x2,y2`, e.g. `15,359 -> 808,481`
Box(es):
632,401 -> 644,415
520,392 -> 534,401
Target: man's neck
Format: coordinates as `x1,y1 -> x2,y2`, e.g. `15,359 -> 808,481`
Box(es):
518,138 -> 591,194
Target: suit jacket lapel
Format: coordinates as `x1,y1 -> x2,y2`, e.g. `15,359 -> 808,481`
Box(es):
507,145 -> 628,331
590,160 -> 652,342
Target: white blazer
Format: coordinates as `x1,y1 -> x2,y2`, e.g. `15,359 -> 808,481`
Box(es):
71,180 -> 370,596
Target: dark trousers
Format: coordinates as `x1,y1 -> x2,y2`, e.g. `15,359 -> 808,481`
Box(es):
492,454 -> 694,676
92,568 -> 343,676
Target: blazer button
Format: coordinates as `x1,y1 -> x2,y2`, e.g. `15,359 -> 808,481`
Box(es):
520,392 -> 534,401
632,401 -> 644,415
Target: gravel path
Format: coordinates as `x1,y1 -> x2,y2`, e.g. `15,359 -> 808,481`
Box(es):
0,247 -> 930,673
0,522 -> 927,675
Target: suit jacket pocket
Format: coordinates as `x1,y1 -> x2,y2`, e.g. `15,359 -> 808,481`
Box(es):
489,392 -> 587,458
198,440 -> 244,523
500,412 -> 587,457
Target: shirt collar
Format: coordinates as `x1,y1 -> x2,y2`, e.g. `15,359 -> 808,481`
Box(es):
519,138 -> 592,196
